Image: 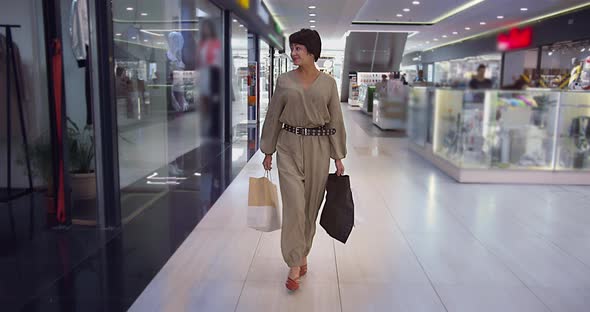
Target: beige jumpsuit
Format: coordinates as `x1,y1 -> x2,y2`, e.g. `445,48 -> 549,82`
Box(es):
260,71 -> 347,267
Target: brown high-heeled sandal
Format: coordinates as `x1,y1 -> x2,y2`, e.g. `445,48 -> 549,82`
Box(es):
285,276 -> 300,291
300,264 -> 308,276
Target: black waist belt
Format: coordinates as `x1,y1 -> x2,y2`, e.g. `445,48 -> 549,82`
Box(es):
282,123 -> 336,136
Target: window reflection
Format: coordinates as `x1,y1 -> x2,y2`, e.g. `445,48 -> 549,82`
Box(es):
112,1 -> 223,223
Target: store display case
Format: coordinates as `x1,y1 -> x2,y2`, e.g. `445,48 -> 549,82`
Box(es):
373,85 -> 408,130
556,92 -> 590,171
358,85 -> 376,114
407,87 -> 431,147
409,88 -> 590,184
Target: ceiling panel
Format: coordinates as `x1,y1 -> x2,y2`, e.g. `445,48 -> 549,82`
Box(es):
265,0 -> 590,54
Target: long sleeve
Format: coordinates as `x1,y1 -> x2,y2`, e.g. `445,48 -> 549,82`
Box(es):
327,79 -> 347,160
260,75 -> 287,155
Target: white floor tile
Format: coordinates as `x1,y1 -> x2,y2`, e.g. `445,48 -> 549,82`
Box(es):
339,282 -> 446,312
531,287 -> 590,312
436,286 -> 550,312
235,280 -> 341,312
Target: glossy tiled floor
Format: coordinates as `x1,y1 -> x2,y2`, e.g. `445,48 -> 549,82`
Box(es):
130,105 -> 590,312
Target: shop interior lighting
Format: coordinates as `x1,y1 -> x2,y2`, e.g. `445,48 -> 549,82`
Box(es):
115,33 -> 122,36
412,1 -> 420,5
131,36 -> 137,39
442,35 -> 448,38
308,5 -> 316,9
141,13 -> 148,16
582,48 -> 587,52
233,19 -> 238,22
497,15 -> 504,19
143,39 -> 148,42
452,31 -> 458,35
397,14 -> 403,17
309,20 -> 316,23
126,7 -> 134,11
403,8 -> 410,12
520,8 -> 528,11
433,38 -> 439,41
480,22 -> 486,25
465,27 -> 471,30
309,13 -> 316,17
310,25 -> 316,28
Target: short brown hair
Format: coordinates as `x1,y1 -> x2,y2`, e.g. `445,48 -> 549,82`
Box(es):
289,29 -> 322,62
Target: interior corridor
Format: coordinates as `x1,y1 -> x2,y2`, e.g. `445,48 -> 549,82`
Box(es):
129,105 -> 590,312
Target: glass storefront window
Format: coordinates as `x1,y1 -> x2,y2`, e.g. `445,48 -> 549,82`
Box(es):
259,39 -> 271,124
112,0 -> 223,223
230,16 -> 249,142
502,49 -> 539,88
540,39 -> 590,89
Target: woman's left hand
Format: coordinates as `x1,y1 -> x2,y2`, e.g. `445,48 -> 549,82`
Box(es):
335,159 -> 345,176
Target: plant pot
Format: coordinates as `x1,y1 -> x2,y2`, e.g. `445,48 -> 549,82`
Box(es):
70,172 -> 97,201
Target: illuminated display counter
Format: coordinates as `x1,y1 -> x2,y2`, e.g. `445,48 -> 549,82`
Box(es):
408,88 -> 590,184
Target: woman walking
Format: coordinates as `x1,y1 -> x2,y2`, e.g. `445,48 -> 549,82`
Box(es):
260,29 -> 347,291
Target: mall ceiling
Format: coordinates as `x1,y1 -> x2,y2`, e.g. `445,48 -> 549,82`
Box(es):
265,0 -> 590,52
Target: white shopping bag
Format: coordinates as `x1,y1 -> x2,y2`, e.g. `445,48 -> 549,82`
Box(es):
248,171 -> 281,232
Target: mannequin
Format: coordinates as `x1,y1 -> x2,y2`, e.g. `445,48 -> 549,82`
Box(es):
167,32 -> 189,112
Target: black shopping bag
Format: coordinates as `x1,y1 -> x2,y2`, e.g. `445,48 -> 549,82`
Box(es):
320,174 -> 354,244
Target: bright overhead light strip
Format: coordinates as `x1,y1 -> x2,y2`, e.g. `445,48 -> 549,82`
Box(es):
353,0 -> 485,25
430,0 -> 485,23
261,0 -> 286,34
427,2 -> 590,51
140,29 -> 165,37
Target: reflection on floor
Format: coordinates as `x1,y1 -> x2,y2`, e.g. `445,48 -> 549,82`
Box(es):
1,135 -> 255,311
129,106 -> 590,312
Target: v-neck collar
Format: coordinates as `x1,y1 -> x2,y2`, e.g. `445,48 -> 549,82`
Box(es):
292,70 -> 322,92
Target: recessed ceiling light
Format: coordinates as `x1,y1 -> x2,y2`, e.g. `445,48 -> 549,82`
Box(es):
144,39 -> 148,42
412,1 -> 420,5
520,8 -> 528,11
452,31 -> 458,35
309,13 -> 316,17
581,48 -> 586,52
442,35 -> 448,38
233,19 -> 238,22
480,22 -> 486,25
141,12 -> 148,16
308,5 -> 316,9
126,7 -> 134,11
426,41 -> 430,43
403,8 -> 410,12
548,51 -> 553,56
397,14 -> 403,17
115,33 -> 122,36
310,25 -> 316,28
239,24 -> 244,27
497,15 -> 504,19
433,38 -> 439,41
309,20 -> 316,23
131,36 -> 137,39
465,27 -> 471,30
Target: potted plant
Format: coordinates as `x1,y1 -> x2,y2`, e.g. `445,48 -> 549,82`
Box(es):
67,118 -> 96,200
17,134 -> 56,213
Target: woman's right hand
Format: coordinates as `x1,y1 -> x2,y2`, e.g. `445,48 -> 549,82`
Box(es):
263,154 -> 273,171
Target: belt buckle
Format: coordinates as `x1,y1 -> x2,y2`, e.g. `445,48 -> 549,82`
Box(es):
295,127 -> 303,135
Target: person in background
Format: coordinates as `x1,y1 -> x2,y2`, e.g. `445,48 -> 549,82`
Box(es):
401,73 -> 408,85
376,74 -> 388,96
469,64 -> 493,89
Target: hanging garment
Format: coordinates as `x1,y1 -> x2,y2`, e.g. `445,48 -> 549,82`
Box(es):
52,39 -> 66,224
0,33 -> 29,141
70,0 -> 89,66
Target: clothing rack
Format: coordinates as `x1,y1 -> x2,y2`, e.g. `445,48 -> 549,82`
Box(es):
0,24 -> 34,202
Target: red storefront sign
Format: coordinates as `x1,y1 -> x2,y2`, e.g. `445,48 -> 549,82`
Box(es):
497,27 -> 533,51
